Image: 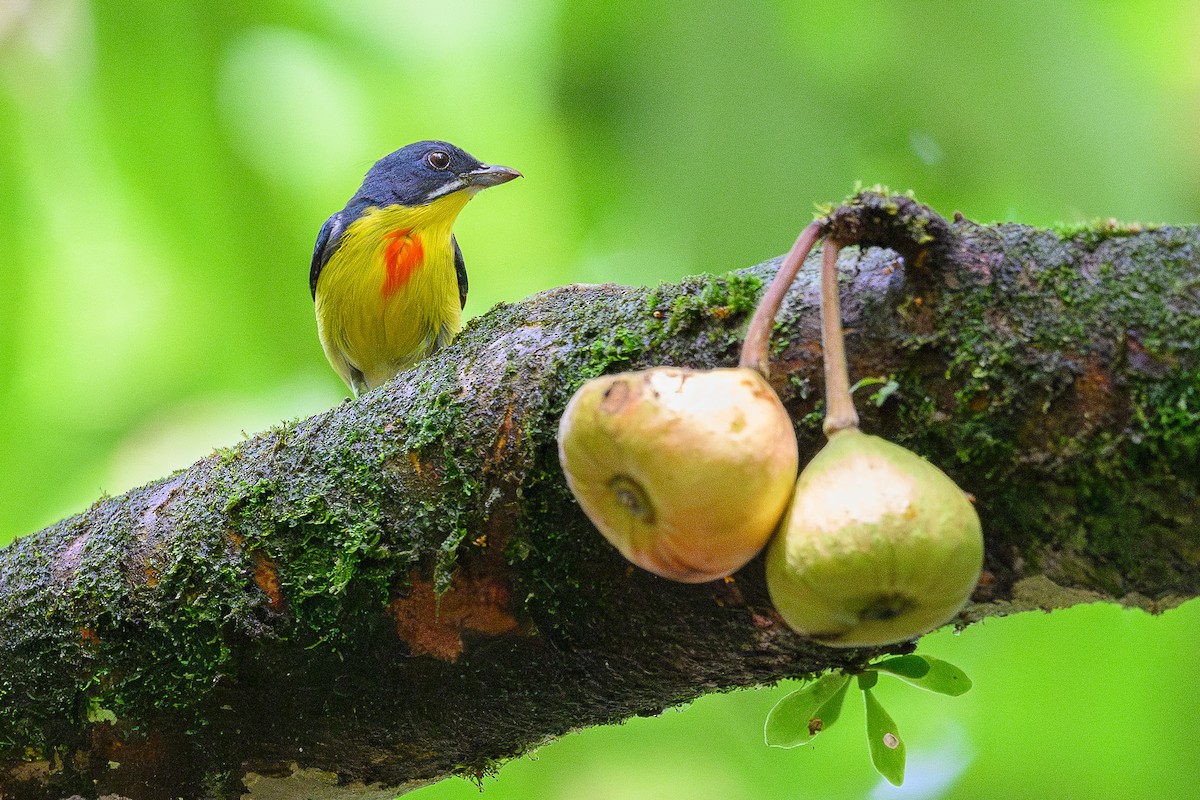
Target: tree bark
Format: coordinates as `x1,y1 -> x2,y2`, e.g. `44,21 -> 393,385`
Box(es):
1,193 -> 1197,799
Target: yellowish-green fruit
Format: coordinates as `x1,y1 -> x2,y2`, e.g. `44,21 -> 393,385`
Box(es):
766,428 -> 983,646
558,366 -> 799,583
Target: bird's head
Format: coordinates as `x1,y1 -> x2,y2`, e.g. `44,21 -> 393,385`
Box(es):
355,140 -> 521,207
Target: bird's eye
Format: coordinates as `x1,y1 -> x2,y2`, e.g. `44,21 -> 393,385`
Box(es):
427,151 -> 451,170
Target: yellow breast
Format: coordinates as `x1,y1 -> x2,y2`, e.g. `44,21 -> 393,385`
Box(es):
314,190 -> 472,393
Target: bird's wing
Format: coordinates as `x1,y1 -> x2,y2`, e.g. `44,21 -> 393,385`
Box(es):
310,212 -> 347,299
453,235 -> 468,309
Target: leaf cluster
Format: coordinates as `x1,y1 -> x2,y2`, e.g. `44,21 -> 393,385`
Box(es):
764,654 -> 971,786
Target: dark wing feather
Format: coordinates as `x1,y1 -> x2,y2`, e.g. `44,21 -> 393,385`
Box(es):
452,235 -> 468,309
310,212 -> 347,299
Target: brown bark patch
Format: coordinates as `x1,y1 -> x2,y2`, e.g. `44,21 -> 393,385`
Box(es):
387,572 -> 519,663
1125,330 -> 1178,377
251,552 -> 287,614
85,726 -> 191,799
53,534 -> 88,581
128,476 -> 186,588
80,627 -> 101,648
490,404 -> 522,469
1072,352 -> 1119,429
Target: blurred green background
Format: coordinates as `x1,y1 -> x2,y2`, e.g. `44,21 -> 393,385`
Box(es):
2,1 -> 1198,797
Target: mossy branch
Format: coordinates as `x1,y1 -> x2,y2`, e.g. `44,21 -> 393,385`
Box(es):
1,193 -> 1197,799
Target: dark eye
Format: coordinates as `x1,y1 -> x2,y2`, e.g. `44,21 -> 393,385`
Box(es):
427,151 -> 451,170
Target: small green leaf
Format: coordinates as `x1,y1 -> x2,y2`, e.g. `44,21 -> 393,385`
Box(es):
813,677 -> 851,731
856,670 -> 878,691
871,379 -> 900,407
872,655 -> 931,679
764,674 -> 850,748
849,375 -> 887,395
863,688 -> 906,786
875,655 -> 972,696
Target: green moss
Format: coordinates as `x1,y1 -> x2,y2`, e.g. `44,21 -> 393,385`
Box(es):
585,326 -> 646,373
917,223 -> 1200,586
788,373 -> 813,401
1050,218 -> 1155,249
830,187 -> 940,248
404,385 -> 462,451
660,271 -> 762,343
1131,369 -> 1200,461
710,271 -> 764,316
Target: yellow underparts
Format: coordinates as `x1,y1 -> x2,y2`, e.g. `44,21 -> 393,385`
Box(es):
315,190 -> 473,394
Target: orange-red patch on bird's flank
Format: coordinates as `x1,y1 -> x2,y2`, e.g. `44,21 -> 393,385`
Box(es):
382,228 -> 425,298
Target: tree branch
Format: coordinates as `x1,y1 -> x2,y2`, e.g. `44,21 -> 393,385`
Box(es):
1,194 -> 1197,799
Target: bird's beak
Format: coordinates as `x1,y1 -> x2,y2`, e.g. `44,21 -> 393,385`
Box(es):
463,163 -> 522,189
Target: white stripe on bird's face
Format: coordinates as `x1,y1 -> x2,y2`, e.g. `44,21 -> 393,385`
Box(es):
419,177 -> 470,204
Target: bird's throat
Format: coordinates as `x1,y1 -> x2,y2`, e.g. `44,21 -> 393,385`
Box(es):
365,190 -> 473,298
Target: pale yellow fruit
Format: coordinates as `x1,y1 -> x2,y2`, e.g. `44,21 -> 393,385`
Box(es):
558,366 -> 799,582
766,428 -> 983,646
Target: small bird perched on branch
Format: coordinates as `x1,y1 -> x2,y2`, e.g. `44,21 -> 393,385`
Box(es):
310,141 -> 520,395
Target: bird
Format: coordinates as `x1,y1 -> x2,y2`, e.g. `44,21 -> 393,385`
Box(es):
310,140 -> 520,395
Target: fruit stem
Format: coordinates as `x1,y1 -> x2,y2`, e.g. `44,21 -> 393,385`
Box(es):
739,220 -> 825,378
821,239 -> 859,435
